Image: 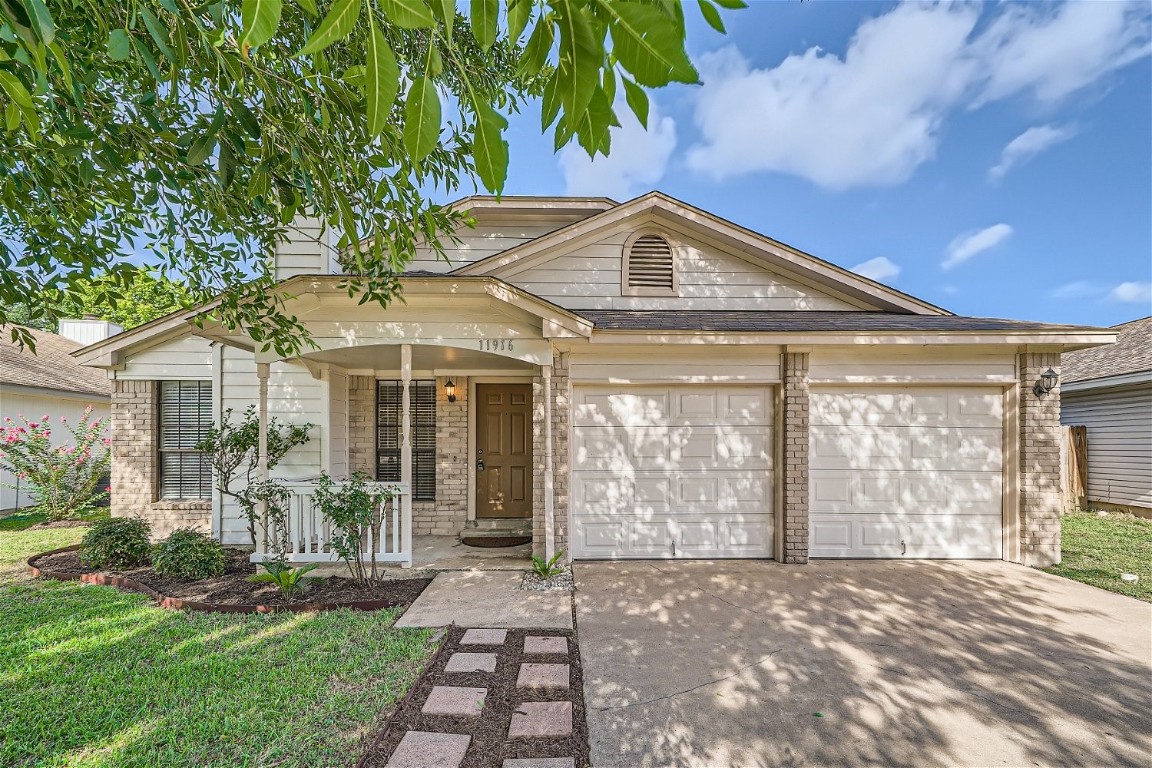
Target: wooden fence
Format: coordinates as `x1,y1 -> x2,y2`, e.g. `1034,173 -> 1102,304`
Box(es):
1061,425 -> 1088,512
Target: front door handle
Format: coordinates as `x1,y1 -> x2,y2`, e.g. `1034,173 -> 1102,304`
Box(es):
476,459 -> 486,472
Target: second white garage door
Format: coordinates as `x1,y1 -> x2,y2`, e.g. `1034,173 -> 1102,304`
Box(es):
570,386 -> 773,559
810,387 -> 1005,559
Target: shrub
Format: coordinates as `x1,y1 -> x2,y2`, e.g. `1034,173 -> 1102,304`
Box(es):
80,517 -> 152,569
531,550 -> 566,579
152,529 -> 227,580
248,559 -> 320,603
312,471 -> 398,587
0,406 -> 111,520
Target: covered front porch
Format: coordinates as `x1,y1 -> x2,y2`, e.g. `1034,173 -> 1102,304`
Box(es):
219,276 -> 585,568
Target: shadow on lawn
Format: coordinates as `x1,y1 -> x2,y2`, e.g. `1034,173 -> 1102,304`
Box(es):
0,579 -> 428,768
575,560 -> 1152,768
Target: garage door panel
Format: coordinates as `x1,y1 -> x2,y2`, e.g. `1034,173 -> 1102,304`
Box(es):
574,470 -> 771,516
574,387 -> 771,428
574,426 -> 771,472
572,514 -> 774,558
811,387 -> 1004,560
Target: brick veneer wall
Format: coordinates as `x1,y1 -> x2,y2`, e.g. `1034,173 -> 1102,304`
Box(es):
781,351 -> 810,564
110,380 -> 211,538
532,352 -> 570,559
346,375 -> 468,536
1018,352 -> 1062,567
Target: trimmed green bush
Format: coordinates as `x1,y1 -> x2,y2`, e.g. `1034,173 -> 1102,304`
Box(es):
152,528 -> 227,580
79,517 -> 151,569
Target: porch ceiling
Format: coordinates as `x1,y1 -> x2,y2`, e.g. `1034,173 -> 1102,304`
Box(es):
301,343 -> 537,372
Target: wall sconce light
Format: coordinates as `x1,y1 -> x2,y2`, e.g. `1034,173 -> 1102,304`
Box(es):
445,379 -> 457,403
1033,368 -> 1058,398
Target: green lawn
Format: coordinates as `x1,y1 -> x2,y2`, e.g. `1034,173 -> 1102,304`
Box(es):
0,522 -> 435,768
1043,510 -> 1152,602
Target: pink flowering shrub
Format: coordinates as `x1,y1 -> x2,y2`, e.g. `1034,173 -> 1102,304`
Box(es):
0,406 -> 111,520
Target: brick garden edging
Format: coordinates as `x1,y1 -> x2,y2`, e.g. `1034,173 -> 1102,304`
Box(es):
27,545 -> 413,614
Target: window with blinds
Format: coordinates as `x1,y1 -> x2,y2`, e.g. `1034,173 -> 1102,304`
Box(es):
377,380 -> 436,501
158,381 -> 213,500
623,232 -> 678,295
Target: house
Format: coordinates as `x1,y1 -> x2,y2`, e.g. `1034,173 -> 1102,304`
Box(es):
1,320 -> 119,512
1060,316 -> 1151,517
73,193 -> 1115,567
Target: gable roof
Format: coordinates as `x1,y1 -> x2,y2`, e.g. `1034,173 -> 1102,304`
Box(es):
1,327 -> 111,398
452,191 -> 950,316
1061,316 -> 1151,383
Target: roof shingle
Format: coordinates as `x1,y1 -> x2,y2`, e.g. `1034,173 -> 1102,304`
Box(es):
1060,316 -> 1151,383
0,327 -> 112,398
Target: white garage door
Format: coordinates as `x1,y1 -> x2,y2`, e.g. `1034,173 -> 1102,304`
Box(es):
571,386 -> 774,559
810,387 -> 1004,559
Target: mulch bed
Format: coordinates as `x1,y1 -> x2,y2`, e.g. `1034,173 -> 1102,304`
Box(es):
359,626 -> 590,768
28,546 -> 432,613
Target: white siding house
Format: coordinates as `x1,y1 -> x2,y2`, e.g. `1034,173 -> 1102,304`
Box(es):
1,323 -> 117,512
75,193 -> 1115,567
1060,317 -> 1152,516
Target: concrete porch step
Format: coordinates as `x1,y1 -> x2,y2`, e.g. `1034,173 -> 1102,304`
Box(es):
463,519 -> 532,536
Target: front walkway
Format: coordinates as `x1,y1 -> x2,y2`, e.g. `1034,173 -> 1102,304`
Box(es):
574,559 -> 1152,768
411,535 -> 532,570
398,571 -> 572,629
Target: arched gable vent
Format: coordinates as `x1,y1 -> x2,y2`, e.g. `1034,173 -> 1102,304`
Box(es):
622,232 -> 678,296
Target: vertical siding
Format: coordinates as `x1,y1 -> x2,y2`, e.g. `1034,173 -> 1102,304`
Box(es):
0,392 -> 111,511
1061,383 -> 1152,509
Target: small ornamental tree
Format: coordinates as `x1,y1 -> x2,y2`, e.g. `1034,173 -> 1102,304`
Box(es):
311,471 -> 398,586
195,405 -> 312,545
0,406 -> 111,520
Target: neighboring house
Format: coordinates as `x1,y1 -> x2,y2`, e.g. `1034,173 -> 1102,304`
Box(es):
1,320 -> 119,512
1060,316 -> 1151,517
74,193 -> 1114,567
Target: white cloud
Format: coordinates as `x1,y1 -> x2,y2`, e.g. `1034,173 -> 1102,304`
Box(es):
558,98 -> 677,201
1050,280 -> 1103,299
943,224 -> 1013,270
989,124 -> 1076,182
850,256 -> 901,282
687,1 -> 1150,190
1109,281 -> 1152,304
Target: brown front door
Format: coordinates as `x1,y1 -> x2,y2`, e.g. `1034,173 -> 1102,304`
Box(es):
475,383 -> 533,519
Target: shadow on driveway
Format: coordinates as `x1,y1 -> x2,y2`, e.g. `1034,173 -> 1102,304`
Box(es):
574,559 -> 1152,767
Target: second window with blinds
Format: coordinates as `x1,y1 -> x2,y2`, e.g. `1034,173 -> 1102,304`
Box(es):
376,380 -> 436,501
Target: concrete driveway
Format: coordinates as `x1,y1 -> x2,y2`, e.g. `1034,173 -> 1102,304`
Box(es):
575,560 -> 1152,767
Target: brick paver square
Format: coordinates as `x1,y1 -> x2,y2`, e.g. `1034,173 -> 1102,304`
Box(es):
516,663 -> 570,690
460,628 -> 508,646
386,731 -> 470,767
444,652 -> 498,673
502,759 -> 576,768
507,701 -> 573,738
421,686 -> 487,717
523,636 -> 568,655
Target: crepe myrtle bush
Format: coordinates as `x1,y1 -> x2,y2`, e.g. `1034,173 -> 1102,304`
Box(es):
80,517 -> 152,569
152,528 -> 227,580
0,406 -> 111,520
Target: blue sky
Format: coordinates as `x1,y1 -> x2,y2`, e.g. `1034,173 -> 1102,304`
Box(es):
465,1 -> 1152,327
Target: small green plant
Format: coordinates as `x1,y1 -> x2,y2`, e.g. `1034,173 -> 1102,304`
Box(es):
531,550 -> 566,579
248,559 -> 320,603
311,471 -> 397,587
152,529 -> 227,580
79,517 -> 151,569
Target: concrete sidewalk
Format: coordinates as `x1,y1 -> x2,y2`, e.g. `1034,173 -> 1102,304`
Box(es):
396,571 -> 572,629
575,559 -> 1152,768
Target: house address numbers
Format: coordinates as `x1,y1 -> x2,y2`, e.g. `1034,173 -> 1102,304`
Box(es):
477,339 -> 515,352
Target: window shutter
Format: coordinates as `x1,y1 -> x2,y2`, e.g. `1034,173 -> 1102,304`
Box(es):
626,234 -> 675,290
376,380 -> 436,501
158,381 -> 213,500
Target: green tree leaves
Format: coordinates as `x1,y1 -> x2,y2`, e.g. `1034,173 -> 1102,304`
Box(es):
241,0 -> 284,50
365,16 -> 399,137
297,0 -> 360,55
601,1 -> 698,87
404,75 -> 440,161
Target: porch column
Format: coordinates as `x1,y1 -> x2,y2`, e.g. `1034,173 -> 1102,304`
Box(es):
400,344 -> 413,564
255,362 -> 270,555
543,364 -> 556,560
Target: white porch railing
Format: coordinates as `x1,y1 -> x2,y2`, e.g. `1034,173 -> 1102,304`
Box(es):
251,481 -> 412,568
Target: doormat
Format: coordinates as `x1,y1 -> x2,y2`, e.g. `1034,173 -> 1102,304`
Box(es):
460,536 -> 532,549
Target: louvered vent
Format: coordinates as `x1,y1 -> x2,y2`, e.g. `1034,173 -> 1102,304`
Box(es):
625,234 -> 676,292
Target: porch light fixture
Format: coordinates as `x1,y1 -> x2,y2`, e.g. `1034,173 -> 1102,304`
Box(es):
1033,368 -> 1058,398
445,379 -> 457,403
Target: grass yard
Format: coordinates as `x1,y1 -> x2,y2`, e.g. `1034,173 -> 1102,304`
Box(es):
0,520 -> 436,768
1043,510 -> 1152,602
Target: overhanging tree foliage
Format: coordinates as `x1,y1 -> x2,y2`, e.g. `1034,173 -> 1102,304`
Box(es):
0,0 -> 742,354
